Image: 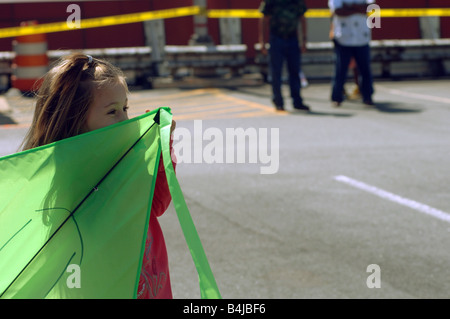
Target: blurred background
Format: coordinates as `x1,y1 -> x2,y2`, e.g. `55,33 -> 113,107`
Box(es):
1,0 -> 450,92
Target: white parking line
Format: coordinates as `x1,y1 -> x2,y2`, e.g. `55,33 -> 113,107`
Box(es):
334,175 -> 450,223
377,86 -> 450,104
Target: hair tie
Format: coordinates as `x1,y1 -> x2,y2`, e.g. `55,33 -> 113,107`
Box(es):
86,55 -> 93,64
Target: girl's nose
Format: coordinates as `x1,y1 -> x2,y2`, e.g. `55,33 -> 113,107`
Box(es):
119,110 -> 129,122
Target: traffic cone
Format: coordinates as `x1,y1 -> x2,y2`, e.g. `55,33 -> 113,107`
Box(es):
11,20 -> 48,93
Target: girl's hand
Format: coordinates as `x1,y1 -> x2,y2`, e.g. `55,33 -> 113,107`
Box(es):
145,109 -> 176,134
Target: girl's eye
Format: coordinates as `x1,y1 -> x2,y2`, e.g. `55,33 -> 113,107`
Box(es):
123,106 -> 129,112
107,109 -> 116,115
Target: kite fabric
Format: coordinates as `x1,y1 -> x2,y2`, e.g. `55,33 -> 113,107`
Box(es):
0,107 -> 221,299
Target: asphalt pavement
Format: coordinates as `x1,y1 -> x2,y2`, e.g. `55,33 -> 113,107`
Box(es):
1,78 -> 450,299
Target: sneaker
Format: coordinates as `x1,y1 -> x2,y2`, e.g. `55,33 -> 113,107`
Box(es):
293,104 -> 310,111
363,99 -> 374,106
272,101 -> 285,111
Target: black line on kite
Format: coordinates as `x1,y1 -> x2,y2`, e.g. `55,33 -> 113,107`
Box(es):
0,219 -> 32,253
35,207 -> 85,264
44,251 -> 77,298
0,120 -> 157,298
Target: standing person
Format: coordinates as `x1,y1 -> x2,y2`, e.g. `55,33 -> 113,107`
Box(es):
259,0 -> 310,112
329,20 -> 361,99
329,0 -> 375,107
20,53 -> 176,299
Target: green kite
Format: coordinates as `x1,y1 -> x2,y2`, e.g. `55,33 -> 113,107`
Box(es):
0,107 -> 221,299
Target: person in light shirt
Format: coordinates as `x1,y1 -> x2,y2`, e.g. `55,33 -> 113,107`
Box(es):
329,0 -> 375,106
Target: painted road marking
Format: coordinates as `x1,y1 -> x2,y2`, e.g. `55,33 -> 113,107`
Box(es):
377,85 -> 450,104
334,175 -> 450,223
1,88 -> 283,129
129,88 -> 285,121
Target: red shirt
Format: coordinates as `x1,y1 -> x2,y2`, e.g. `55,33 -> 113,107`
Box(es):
137,155 -> 176,299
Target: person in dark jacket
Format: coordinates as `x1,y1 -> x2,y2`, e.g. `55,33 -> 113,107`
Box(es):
259,0 -> 310,112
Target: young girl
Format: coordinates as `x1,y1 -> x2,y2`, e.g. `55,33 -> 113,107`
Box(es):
20,52 -> 175,299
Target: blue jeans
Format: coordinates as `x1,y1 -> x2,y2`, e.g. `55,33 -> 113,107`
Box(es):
269,33 -> 303,107
332,41 -> 374,103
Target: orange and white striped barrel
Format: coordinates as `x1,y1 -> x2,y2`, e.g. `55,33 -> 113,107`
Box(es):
11,21 -> 48,93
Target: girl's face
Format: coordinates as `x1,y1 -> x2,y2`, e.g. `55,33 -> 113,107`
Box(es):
84,81 -> 129,132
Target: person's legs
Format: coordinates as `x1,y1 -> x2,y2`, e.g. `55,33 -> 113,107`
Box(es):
285,36 -> 305,108
353,44 -> 374,104
269,34 -> 284,108
331,41 -> 352,105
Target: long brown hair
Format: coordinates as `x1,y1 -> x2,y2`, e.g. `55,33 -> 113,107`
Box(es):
21,52 -> 127,151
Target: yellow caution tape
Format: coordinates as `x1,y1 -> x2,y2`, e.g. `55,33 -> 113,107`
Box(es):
207,9 -> 263,19
0,6 -> 201,39
208,8 -> 450,19
305,9 -> 332,18
1,7 -> 450,39
378,8 -> 450,17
